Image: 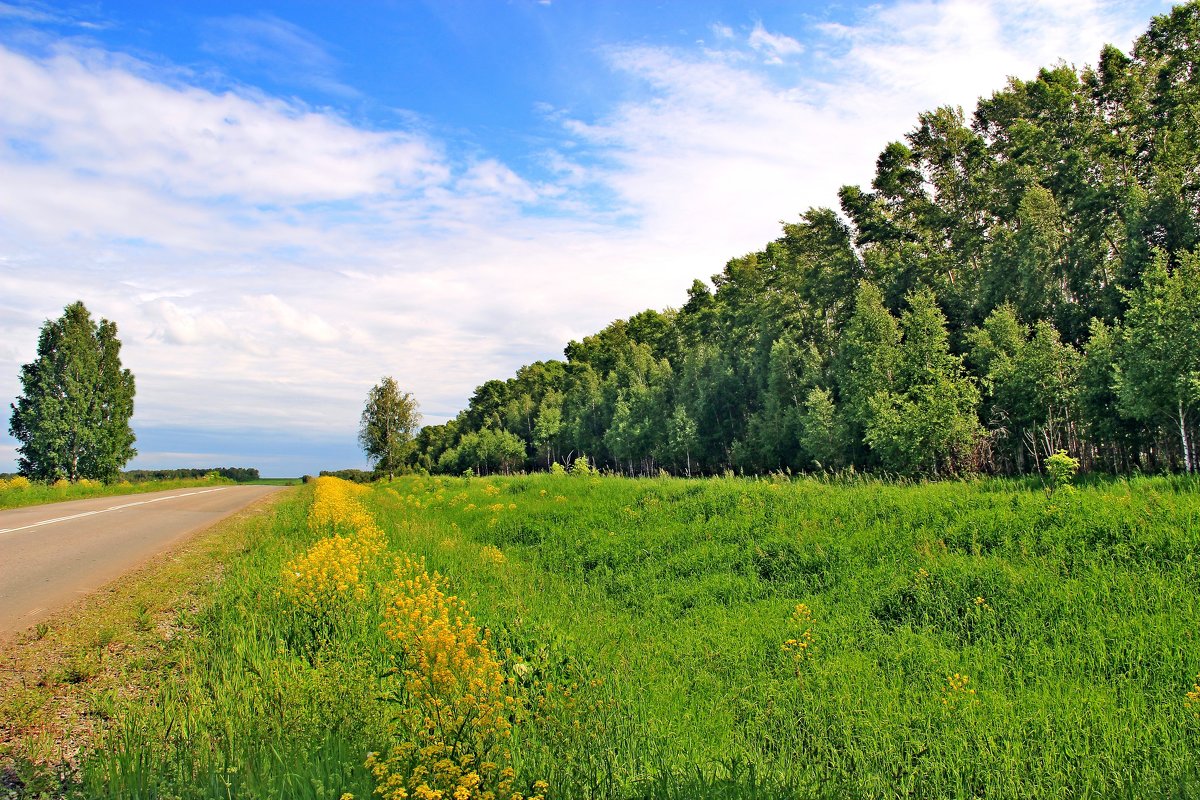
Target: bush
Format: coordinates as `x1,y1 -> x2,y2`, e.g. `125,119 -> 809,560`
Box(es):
569,456 -> 594,477
1045,450 -> 1079,493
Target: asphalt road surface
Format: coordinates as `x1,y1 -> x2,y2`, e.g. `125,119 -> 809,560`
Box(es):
0,484 -> 282,637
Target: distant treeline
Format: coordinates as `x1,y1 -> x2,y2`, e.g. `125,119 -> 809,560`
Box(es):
122,467 -> 261,483
413,4 -> 1200,479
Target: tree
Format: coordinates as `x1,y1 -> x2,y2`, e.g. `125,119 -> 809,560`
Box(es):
532,393 -> 564,468
834,283 -> 901,463
1116,250 -> 1200,472
864,289 -> 982,476
967,304 -> 1081,472
798,386 -> 848,470
359,377 -> 420,479
9,301 -> 136,482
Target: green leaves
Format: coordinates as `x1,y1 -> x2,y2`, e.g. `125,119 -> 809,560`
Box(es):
9,301 -> 136,482
408,3 -> 1200,479
859,290 -> 983,477
358,377 -> 420,479
1116,250 -> 1200,471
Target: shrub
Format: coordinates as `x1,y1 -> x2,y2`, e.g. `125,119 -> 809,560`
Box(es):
1045,450 -> 1079,493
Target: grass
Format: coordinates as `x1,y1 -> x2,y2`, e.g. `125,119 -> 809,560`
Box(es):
0,476 -> 237,511
0,487 -> 287,798
11,473 -> 1200,799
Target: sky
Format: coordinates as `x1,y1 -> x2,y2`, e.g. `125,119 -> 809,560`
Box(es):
0,0 -> 1175,477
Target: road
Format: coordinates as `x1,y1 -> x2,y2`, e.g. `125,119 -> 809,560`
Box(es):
0,485 -> 283,637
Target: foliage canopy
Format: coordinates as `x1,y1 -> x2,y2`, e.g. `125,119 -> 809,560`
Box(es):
358,377 -> 420,479
9,301 -> 136,482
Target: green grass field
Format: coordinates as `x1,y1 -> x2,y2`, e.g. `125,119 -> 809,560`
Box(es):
63,473 -> 1200,799
0,476 -> 236,511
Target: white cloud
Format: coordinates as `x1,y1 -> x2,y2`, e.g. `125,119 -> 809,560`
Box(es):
748,22 -> 804,64
457,159 -> 541,203
559,0 -> 1162,281
0,0 -> 1169,473
811,0 -> 1160,119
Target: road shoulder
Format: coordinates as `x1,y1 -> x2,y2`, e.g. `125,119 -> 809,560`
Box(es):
0,487 -> 291,794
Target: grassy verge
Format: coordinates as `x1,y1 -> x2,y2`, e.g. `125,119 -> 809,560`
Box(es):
10,473 -> 1200,799
364,473 -> 1200,798
0,487 -> 289,798
0,477 -> 238,512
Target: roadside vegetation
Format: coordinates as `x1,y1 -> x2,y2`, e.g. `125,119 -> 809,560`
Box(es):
0,469 -> 296,512
8,473 -> 1193,799
0,474 -> 237,512
0,485 -> 283,798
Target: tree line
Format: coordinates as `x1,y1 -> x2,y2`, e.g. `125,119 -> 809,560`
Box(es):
121,467 -> 261,483
408,3 -> 1200,479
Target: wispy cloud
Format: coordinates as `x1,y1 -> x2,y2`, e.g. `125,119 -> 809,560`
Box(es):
201,13 -> 358,98
748,22 -> 803,64
559,0 -> 1163,276
0,1 -> 107,29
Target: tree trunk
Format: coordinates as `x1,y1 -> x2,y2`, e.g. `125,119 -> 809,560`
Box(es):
1179,398 -> 1193,473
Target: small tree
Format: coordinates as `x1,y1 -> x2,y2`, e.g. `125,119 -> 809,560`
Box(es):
359,377 -> 420,480
864,289 -> 982,476
1116,250 -> 1200,473
9,301 -> 136,482
798,386 -> 847,470
1044,450 -> 1079,494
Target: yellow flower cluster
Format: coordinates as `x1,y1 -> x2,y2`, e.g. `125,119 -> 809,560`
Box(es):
942,672 -> 979,709
284,477 -> 543,798
281,477 -> 386,610
781,603 -> 815,669
309,477 -> 374,533
480,546 -> 506,565
282,534 -> 373,606
1187,676 -> 1200,718
370,554 -> 541,800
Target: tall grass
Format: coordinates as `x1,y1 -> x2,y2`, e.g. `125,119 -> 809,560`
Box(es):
82,473 -> 1200,799
0,475 -> 234,511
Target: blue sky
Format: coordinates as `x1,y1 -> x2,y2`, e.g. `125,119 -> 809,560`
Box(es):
0,0 -> 1172,476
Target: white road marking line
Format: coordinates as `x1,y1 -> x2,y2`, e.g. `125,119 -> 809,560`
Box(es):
0,487 -> 230,536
